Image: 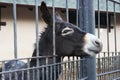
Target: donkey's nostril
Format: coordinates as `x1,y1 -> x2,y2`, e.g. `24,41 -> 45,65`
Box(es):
95,40 -> 100,46
93,40 -> 100,47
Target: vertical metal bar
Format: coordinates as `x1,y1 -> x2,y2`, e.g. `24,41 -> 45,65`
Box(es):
50,65 -> 53,80
35,0 -> 40,80
57,64 -> 59,79
103,52 -> 106,73
52,0 -> 55,56
101,57 -> 103,79
79,0 -> 97,80
80,58 -> 83,79
106,1 -> 110,79
113,2 -> 117,53
106,0 -> 110,52
65,4 -> 73,78
42,67 -> 44,80
86,0 -> 95,34
118,52 -> 120,75
15,71 -> 18,80
32,69 -> 35,80
113,3 -> 117,75
0,7 -> 1,30
46,57 -> 48,80
106,0 -> 110,57
77,0 -> 84,79
76,57 -> 79,79
64,63 -> 67,80
97,2 -> 101,75
9,73 -> 12,80
35,0 -> 39,63
83,59 -> 86,78
27,59 -> 30,80
61,57 -> 64,80
22,71 -> 24,80
66,0 -> 69,22
68,57 -> 71,80
13,0 -> 18,58
58,62 -> 61,80
112,52 -> 114,76
2,61 -> 5,80
79,0 -> 84,30
80,59 -> 83,79
52,0 -> 56,80
83,0 -> 88,31
97,0 -> 100,38
72,56 -> 75,80
76,0 -> 79,26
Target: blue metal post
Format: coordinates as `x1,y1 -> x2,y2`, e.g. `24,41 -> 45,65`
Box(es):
79,0 -> 96,80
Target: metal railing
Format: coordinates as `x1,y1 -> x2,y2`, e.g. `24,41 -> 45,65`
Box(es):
1,0 -> 120,80
0,0 -> 89,80
96,0 -> 120,80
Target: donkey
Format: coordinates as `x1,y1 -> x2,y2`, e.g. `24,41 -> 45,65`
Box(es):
1,1 -> 102,80
29,1 -> 102,80
30,1 -> 103,65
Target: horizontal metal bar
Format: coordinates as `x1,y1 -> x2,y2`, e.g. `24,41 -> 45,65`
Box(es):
79,77 -> 88,80
0,59 -> 83,74
112,77 -> 120,80
97,69 -> 120,76
102,52 -> 120,53
109,0 -> 120,4
0,56 -> 85,63
0,55 -> 58,62
96,55 -> 120,59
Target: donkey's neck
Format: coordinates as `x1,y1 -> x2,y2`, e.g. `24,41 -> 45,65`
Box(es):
34,27 -> 53,55
30,27 -> 61,67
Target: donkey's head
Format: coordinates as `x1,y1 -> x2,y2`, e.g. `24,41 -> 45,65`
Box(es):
40,2 -> 102,57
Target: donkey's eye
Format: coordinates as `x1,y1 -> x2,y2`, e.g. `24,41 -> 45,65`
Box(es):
61,27 -> 74,36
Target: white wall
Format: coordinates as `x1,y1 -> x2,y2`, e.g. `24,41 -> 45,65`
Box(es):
95,14 -> 120,52
0,6 -> 47,60
95,15 -> 120,58
0,6 -> 65,61
95,28 -> 120,52
0,5 -> 120,61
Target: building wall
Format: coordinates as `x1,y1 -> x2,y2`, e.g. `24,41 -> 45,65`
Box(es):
0,5 -> 120,61
0,6 -> 66,61
0,6 -> 46,60
95,14 -> 120,53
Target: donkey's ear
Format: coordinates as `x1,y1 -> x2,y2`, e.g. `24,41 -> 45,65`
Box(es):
55,12 -> 63,22
40,1 -> 52,25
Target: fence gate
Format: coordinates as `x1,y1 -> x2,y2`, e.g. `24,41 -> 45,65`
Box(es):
96,0 -> 120,80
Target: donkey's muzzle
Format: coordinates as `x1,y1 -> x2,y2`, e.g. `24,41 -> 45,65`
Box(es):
83,33 -> 103,56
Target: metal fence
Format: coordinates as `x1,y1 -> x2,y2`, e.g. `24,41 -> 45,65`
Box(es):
0,0 -> 90,80
96,0 -> 120,80
0,0 -> 120,80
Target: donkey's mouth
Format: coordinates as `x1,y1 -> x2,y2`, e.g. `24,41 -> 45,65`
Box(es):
84,48 -> 101,56
84,44 -> 102,56
88,48 -> 101,54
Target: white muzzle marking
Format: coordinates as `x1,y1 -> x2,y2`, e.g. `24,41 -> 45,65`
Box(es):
83,33 -> 103,56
